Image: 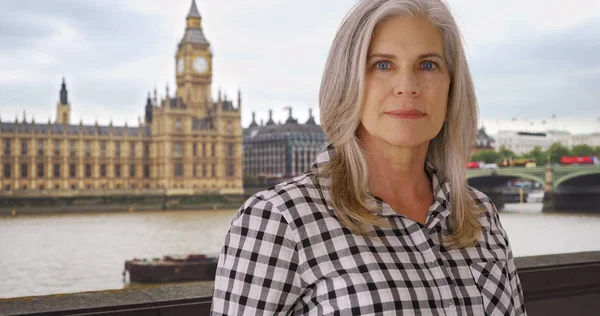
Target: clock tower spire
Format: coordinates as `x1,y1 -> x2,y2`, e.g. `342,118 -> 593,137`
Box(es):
175,0 -> 212,117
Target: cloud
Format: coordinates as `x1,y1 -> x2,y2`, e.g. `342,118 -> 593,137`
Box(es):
467,17 -> 600,121
1,0 -> 598,133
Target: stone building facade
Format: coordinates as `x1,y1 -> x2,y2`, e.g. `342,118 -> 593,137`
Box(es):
474,127 -> 496,151
243,108 -> 328,181
0,1 -> 243,194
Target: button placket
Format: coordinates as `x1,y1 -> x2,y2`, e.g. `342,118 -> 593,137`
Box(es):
422,239 -> 457,315
446,302 -> 457,314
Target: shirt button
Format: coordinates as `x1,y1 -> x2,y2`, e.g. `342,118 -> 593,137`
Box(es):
428,254 -> 436,263
448,303 -> 456,312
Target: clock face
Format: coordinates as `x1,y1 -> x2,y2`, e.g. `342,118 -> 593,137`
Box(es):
177,58 -> 184,73
193,56 -> 208,73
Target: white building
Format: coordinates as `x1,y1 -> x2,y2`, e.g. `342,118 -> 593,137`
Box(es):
494,130 -> 600,154
571,133 -> 600,148
494,131 -> 554,155
546,130 -> 572,148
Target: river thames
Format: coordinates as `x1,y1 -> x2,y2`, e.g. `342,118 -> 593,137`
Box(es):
1,204 -> 600,299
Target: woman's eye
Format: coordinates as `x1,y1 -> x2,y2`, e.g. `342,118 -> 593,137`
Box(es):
375,61 -> 392,71
421,60 -> 436,70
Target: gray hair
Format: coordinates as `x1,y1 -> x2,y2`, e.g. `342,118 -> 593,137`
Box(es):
319,0 -> 481,247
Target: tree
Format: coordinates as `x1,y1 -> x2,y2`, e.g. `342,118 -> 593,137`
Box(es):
497,146 -> 516,159
594,146 -> 600,157
571,144 -> 595,156
546,142 -> 570,164
522,146 -> 547,165
471,150 -> 500,163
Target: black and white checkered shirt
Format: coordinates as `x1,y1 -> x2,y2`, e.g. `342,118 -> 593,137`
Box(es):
212,148 -> 527,315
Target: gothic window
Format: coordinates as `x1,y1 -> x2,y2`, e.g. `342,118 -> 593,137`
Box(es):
85,164 -> 92,178
130,143 -> 136,158
115,142 -> 121,158
227,143 -> 234,157
85,141 -> 91,157
174,163 -> 183,177
101,142 -> 106,158
175,119 -> 182,131
54,140 -> 60,156
144,164 -> 150,178
53,164 -> 60,178
70,140 -> 77,157
227,163 -> 234,177
4,163 -> 12,179
37,163 -> 44,178
37,140 -> 45,156
3,139 -> 11,156
174,142 -> 183,158
115,164 -> 121,178
21,163 -> 28,178
144,143 -> 150,157
130,164 -> 136,177
21,140 -> 28,156
100,164 -> 106,177
70,164 -> 76,178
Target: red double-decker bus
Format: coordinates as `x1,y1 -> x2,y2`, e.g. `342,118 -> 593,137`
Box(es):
560,156 -> 600,166
467,161 -> 482,169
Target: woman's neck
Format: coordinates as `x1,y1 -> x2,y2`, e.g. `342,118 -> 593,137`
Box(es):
358,129 -> 432,202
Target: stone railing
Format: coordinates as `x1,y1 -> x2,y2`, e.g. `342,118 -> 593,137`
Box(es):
1,251 -> 599,315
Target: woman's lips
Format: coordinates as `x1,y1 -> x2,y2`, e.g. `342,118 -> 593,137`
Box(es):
384,109 -> 426,119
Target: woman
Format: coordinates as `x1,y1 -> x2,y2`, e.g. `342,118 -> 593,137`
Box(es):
212,0 -> 527,315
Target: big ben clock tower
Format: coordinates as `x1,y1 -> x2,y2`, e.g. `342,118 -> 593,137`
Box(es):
175,0 -> 212,117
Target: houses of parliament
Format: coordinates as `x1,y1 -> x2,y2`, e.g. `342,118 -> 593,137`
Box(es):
0,1 -> 243,195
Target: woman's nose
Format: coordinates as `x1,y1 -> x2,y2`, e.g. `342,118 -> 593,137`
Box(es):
392,72 -> 420,97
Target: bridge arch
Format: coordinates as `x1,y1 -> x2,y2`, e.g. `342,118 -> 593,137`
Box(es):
554,169 -> 600,189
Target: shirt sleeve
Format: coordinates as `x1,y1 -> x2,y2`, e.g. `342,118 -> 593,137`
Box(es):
492,207 -> 528,316
211,197 -> 302,315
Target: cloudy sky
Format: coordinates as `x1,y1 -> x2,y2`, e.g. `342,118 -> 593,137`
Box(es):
1,0 -> 599,135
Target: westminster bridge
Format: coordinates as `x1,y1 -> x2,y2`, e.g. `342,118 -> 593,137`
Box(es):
467,165 -> 600,212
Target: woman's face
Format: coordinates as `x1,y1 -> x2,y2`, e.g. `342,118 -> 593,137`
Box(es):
359,17 -> 450,149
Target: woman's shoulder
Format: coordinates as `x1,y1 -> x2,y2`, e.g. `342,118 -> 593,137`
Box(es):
234,172 -> 331,229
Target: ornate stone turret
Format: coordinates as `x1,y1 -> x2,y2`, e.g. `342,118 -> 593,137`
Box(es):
266,110 -> 276,126
305,108 -> 316,125
153,87 -> 158,107
56,78 -> 71,124
249,112 -> 258,128
60,78 -> 68,105
145,92 -> 153,124
186,0 -> 202,29
284,106 -> 298,124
